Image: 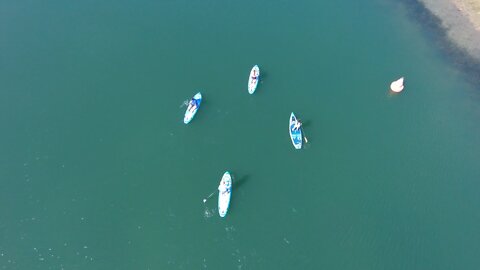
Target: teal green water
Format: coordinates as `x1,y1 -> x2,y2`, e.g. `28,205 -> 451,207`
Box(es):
1,0 -> 480,269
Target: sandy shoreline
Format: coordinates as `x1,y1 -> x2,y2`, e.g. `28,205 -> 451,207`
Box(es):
418,0 -> 480,61
452,0 -> 480,31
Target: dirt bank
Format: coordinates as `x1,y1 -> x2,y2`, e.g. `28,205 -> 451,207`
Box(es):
417,0 -> 480,61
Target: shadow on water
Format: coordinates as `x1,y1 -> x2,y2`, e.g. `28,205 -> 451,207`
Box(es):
400,0 -> 480,90
257,69 -> 268,93
298,119 -> 312,145
260,70 -> 268,82
233,174 -> 249,190
299,119 -> 312,128
226,174 -> 250,215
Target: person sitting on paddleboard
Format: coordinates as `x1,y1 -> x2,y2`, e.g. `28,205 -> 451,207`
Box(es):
293,120 -> 302,131
218,181 -> 229,194
188,100 -> 196,112
251,70 -> 257,81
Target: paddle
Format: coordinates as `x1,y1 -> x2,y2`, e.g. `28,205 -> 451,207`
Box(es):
203,189 -> 217,203
204,173 -> 233,203
180,99 -> 189,108
298,119 -> 308,144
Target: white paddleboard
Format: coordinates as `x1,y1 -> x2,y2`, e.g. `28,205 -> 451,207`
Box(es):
248,65 -> 260,94
218,171 -> 232,217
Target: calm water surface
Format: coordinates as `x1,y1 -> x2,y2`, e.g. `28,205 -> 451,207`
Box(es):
1,0 -> 479,269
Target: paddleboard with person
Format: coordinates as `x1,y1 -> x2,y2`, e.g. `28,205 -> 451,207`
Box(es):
183,92 -> 202,124
248,65 -> 260,94
218,171 -> 232,217
289,112 -> 303,149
